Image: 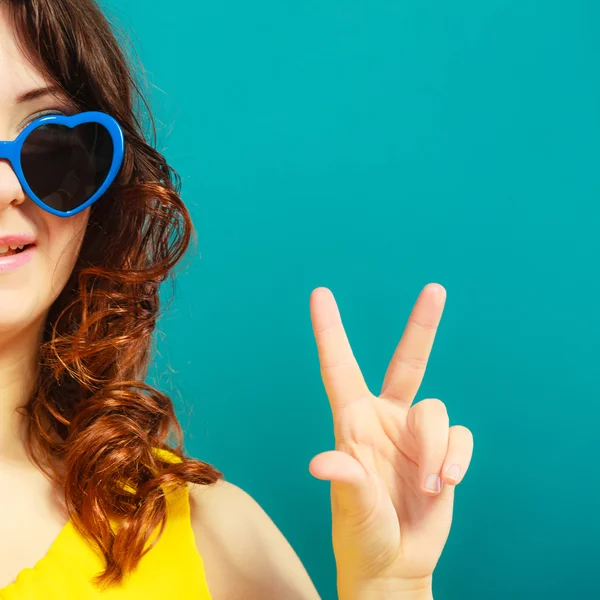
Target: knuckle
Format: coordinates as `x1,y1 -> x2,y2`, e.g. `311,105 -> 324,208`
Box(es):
394,353 -> 428,371
313,322 -> 336,335
320,355 -> 355,371
409,315 -> 439,332
451,425 -> 474,443
411,398 -> 449,430
420,397 -> 448,416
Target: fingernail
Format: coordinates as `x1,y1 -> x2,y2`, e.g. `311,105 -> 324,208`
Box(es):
446,464 -> 461,482
425,474 -> 441,493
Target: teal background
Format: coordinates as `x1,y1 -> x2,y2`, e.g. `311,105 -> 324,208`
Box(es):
102,1 -> 600,598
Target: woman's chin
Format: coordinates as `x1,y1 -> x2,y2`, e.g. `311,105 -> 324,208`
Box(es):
0,295 -> 46,338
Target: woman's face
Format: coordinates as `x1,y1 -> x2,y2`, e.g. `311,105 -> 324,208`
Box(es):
0,5 -> 88,337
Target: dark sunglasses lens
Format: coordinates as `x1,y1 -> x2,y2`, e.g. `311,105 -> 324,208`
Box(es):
21,122 -> 114,213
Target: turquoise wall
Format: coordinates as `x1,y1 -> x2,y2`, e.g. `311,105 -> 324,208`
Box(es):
103,1 -> 600,598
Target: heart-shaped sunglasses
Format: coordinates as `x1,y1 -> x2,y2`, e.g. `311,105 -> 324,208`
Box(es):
0,111 -> 124,218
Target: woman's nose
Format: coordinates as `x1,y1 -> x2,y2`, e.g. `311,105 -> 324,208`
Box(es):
0,160 -> 25,212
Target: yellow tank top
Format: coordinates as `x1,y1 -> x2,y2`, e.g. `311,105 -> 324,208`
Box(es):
0,450 -> 213,600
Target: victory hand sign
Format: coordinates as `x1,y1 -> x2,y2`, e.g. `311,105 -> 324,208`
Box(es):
309,284 -> 473,600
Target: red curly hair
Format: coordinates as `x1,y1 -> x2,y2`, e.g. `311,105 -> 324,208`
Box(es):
5,0 -> 222,587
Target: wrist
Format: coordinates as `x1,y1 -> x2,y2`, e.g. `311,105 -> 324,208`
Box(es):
338,577 -> 433,600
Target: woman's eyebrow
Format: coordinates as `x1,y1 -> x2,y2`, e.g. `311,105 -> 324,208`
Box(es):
16,85 -> 63,104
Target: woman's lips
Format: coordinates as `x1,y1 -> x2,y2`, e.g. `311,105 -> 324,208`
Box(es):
0,243 -> 36,273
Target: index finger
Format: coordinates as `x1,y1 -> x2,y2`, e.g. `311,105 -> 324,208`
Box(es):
310,288 -> 370,410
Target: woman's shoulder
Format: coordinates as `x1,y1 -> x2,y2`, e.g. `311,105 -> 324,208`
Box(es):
188,479 -> 281,561
188,479 -> 263,525
188,480 -> 321,600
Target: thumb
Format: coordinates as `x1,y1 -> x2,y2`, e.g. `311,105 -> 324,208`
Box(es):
309,450 -> 376,516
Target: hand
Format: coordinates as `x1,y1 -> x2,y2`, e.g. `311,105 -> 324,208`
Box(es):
308,284 -> 473,599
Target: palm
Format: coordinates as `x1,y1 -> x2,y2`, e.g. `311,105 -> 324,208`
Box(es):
309,285 -> 473,585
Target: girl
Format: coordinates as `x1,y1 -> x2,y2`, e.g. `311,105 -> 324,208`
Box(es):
0,0 -> 474,598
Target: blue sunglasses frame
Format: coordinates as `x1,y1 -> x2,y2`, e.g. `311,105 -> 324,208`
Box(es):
0,111 -> 125,218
